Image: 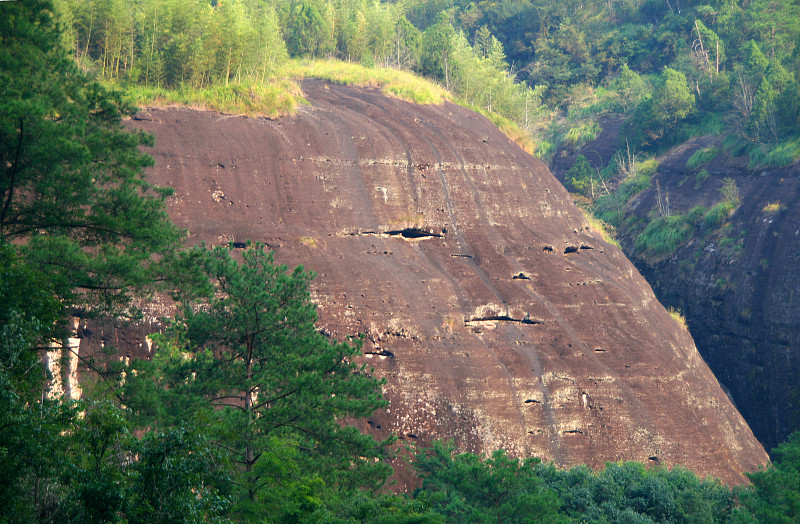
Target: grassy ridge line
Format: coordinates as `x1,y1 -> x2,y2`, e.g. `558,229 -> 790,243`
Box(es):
118,59 -> 537,155
121,78 -> 303,119
283,60 -> 451,105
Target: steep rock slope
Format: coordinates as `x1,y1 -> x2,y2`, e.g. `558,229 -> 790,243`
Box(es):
123,81 -> 766,483
552,121 -> 800,452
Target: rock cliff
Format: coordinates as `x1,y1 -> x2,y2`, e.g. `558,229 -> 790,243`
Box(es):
553,123 -> 800,452
108,80 -> 766,484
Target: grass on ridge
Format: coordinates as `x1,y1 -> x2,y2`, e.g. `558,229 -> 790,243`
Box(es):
668,307 -> 688,330
579,207 -> 620,248
281,59 -> 451,105
117,59 -> 539,156
121,79 -> 303,118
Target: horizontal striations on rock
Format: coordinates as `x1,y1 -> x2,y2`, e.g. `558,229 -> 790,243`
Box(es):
128,80 -> 767,484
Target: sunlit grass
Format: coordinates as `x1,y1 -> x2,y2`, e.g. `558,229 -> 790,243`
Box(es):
579,207 -> 620,248
280,59 -> 450,105
121,79 -> 303,117
668,307 -> 688,331
116,59 -> 545,158
762,202 -> 784,214
564,121 -> 601,146
482,111 -> 536,155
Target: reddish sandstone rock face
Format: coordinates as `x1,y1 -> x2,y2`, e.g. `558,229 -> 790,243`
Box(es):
126,80 -> 766,484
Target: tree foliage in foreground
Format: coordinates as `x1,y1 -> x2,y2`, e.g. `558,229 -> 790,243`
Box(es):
738,431 -> 800,523
120,244 -> 393,519
1,0 -> 180,315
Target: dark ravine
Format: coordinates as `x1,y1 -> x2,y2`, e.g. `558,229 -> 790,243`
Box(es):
553,118 -> 800,452
66,80 -> 769,485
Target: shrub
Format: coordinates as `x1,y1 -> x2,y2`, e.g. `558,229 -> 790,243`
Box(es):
762,202 -> 784,213
635,215 -> 693,257
564,121 -> 601,147
669,307 -> 688,330
687,205 -> 707,224
720,177 -> 740,204
686,146 -> 719,170
704,201 -> 736,229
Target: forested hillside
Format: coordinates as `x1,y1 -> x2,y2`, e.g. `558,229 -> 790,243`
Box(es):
53,0 -> 800,164
3,0 -> 800,521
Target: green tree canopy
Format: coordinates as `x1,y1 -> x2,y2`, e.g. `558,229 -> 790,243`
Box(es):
1,0 -> 181,315
122,244 -> 392,518
639,67 -> 696,142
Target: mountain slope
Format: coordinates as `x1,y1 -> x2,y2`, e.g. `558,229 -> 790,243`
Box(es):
553,123 -> 800,451
110,80 -> 767,484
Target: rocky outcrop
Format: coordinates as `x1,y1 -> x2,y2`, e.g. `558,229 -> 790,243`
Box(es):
552,119 -> 800,452
110,80 -> 767,484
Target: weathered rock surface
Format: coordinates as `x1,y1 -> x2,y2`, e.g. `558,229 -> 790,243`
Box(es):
114,81 -> 766,484
554,125 -> 800,452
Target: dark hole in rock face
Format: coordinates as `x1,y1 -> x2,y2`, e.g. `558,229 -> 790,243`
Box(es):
467,315 -> 543,325
543,245 -> 554,252
407,433 -> 418,439
513,272 -> 531,280
385,228 -> 443,239
524,399 -> 541,404
594,348 -> 606,353
230,242 -> 247,248
563,429 -> 584,434
649,456 -> 659,462
579,245 -> 593,250
451,253 -> 473,258
564,246 -> 579,254
364,349 -> 394,358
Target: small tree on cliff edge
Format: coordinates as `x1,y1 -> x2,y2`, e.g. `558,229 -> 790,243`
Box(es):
125,244 -> 392,518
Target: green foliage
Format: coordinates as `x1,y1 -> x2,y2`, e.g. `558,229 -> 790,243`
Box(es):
124,428 -> 232,523
738,430 -> 800,522
687,146 -> 719,170
564,121 -> 601,146
635,214 -> 694,258
123,244 -> 392,516
687,205 -> 708,224
413,441 -> 568,523
52,0 -> 800,165
412,442 -> 739,524
747,137 -> 800,167
123,78 -> 302,117
0,244 -> 61,396
566,154 -> 600,198
539,460 -> 737,523
283,59 -> 450,105
638,67 -> 696,143
610,64 -> 649,112
704,201 -> 737,229
1,0 -> 181,314
285,1 -> 334,59
593,159 -> 654,227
